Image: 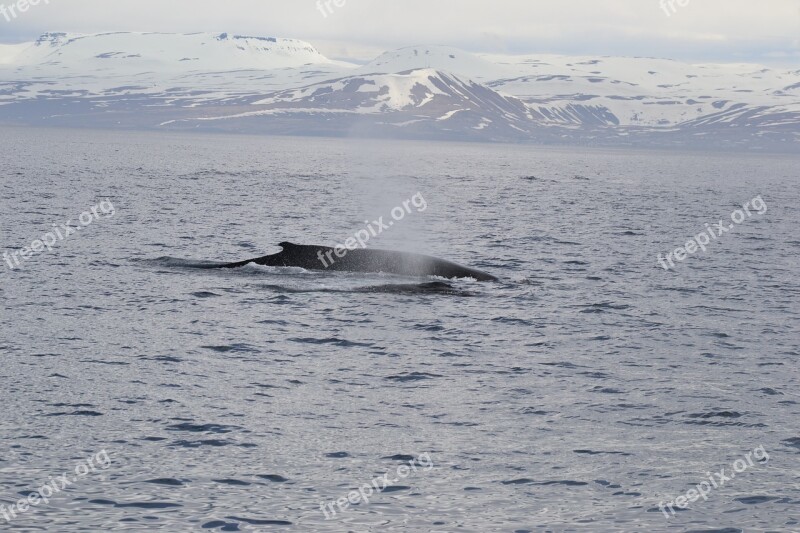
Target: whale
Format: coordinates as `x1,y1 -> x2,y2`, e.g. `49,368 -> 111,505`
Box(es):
217,242 -> 498,282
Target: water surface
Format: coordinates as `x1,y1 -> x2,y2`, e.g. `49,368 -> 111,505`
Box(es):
1,128 -> 798,531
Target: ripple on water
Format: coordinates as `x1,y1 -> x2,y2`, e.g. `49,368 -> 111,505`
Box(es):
144,478 -> 185,486
782,437 -> 800,450
384,372 -> 443,382
213,479 -> 251,486
89,499 -> 182,509
170,439 -> 256,449
200,344 -> 261,354
288,337 -> 374,347
382,454 -> 416,461
382,486 -> 411,493
734,496 -> 780,504
257,474 -> 288,482
44,410 -> 103,417
226,517 -> 293,526
166,422 -> 240,433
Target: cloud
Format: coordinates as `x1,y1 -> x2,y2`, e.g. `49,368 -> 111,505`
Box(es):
1,0 -> 798,63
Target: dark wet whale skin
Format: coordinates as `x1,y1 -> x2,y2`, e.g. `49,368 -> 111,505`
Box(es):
219,242 -> 498,282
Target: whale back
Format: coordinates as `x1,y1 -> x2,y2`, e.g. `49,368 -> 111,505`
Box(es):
226,242 -> 497,281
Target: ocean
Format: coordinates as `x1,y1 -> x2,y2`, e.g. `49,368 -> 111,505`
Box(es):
1,127 -> 798,532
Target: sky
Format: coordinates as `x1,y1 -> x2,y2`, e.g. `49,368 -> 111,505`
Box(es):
0,0 -> 798,65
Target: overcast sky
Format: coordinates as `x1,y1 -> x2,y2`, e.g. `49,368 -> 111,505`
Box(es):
0,0 -> 798,64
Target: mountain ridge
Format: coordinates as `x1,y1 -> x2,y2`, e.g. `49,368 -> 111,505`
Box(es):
0,32 -> 797,151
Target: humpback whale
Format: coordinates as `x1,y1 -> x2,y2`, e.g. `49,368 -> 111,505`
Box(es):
218,242 -> 498,282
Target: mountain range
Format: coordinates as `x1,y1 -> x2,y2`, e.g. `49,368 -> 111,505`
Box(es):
1,32 -> 798,150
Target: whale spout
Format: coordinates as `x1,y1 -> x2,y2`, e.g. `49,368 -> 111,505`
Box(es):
219,242 -> 498,282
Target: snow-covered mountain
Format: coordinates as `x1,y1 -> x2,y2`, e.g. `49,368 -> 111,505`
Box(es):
360,45 -> 511,81
0,33 -> 797,150
0,32 -> 346,71
0,32 -> 356,107
163,69 -> 541,141
483,53 -> 800,130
